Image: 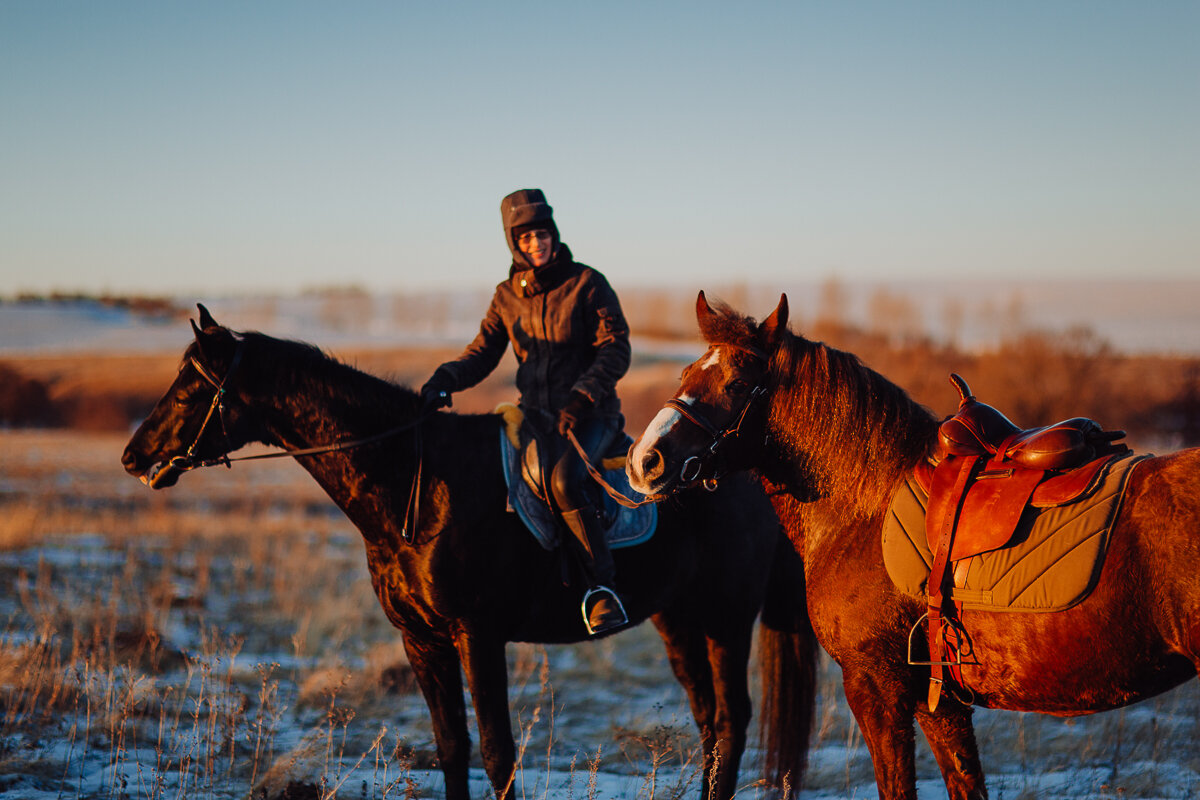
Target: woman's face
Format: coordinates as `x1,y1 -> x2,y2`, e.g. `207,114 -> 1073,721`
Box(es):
516,229 -> 554,268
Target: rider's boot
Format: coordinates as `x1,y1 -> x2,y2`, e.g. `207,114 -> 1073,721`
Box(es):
560,506 -> 628,635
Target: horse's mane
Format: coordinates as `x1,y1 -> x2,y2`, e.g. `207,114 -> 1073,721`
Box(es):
701,300 -> 938,518
186,330 -> 425,428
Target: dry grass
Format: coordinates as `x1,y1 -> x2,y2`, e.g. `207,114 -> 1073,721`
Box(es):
0,430 -> 717,800
2,420 -> 1198,799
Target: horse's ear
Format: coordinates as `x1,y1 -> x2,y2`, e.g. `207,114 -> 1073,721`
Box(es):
695,290 -> 714,325
191,307 -> 235,365
759,294 -> 789,351
197,303 -> 219,331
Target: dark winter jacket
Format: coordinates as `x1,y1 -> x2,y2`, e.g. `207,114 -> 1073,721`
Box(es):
428,243 -> 630,418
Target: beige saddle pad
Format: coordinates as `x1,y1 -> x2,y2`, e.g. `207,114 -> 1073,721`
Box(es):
882,453 -> 1144,612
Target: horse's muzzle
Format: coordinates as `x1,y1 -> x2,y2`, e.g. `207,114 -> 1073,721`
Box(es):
627,442 -> 672,495
147,460 -> 185,489
121,446 -> 184,490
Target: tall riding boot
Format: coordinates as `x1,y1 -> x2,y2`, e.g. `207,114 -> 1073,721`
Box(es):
560,506 -> 628,635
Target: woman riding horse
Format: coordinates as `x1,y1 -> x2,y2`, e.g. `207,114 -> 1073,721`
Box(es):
420,189 -> 629,634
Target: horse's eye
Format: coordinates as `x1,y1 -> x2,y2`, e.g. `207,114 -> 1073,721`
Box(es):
728,379 -> 749,395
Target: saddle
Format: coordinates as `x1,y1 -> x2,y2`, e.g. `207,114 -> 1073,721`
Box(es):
917,374 -> 1130,711
495,403 -> 657,552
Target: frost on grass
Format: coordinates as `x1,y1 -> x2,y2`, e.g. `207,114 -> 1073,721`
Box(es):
2,430 -> 1198,799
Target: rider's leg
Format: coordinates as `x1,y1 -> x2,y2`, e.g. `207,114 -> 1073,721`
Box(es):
551,418 -> 627,634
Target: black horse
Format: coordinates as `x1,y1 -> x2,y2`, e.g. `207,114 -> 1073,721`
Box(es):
121,306 -> 818,800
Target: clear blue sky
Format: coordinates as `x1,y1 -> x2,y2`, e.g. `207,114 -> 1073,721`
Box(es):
2,1 -> 1196,296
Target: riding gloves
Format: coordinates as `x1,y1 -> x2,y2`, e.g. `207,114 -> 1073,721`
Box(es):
419,369 -> 455,412
557,391 -> 592,435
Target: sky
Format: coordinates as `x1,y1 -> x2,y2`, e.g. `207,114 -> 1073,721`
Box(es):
1,1 -> 1197,297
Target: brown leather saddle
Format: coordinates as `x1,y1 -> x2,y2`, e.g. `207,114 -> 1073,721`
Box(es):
915,374 -> 1130,711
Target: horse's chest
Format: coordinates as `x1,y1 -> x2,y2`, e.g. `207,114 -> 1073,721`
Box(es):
362,548 -> 441,626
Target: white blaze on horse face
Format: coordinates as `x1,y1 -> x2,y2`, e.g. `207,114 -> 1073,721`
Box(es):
699,348 -> 723,371
629,395 -> 694,473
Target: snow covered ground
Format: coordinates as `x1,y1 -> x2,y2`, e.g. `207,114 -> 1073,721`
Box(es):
2,285 -> 1199,799
1,431 -> 1197,800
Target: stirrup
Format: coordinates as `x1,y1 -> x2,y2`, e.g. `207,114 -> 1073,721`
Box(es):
582,585 -> 628,635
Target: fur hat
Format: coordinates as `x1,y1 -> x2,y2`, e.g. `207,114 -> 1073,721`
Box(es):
501,189 -> 559,267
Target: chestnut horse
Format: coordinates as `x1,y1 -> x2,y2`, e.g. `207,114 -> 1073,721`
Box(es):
628,291 -> 1200,800
121,306 -> 818,800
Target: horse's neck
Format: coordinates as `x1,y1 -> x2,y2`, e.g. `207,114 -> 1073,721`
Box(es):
248,360 -> 422,531
768,340 -> 936,522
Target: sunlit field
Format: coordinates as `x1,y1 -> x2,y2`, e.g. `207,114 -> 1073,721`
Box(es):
2,428 -> 1198,800
2,291 -> 1200,798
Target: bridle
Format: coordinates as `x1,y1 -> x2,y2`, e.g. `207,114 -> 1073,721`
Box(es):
664,344 -> 770,489
155,336 -> 433,541
167,338 -> 247,474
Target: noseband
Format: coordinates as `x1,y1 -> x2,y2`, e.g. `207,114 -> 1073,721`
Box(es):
665,344 -> 769,489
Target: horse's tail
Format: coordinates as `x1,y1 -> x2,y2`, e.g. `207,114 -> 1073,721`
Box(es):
757,532 -> 818,796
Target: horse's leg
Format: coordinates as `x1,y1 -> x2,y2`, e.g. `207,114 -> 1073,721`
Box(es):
653,611 -> 752,800
840,663 -> 919,800
915,703 -> 987,800
700,625 -> 755,800
402,634 -> 474,800
455,633 -> 518,800
652,612 -> 718,798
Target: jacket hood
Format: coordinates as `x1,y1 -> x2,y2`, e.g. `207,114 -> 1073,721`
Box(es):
501,188 -> 560,269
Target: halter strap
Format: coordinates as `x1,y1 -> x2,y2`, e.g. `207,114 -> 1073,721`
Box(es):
655,342 -> 772,489
181,339 -> 245,463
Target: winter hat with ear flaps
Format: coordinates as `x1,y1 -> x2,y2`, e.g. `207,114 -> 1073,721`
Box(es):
501,189 -> 559,266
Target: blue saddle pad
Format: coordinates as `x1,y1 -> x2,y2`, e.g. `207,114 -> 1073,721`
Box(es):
500,429 -> 657,552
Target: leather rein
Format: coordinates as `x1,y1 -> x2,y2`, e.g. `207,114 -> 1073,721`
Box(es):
160,338 -> 432,541
563,343 -> 770,507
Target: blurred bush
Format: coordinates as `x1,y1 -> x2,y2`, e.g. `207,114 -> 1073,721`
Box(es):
2,314 -> 1197,451
0,362 -> 57,427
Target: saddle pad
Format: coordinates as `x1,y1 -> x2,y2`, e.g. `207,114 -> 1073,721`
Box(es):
882,453 -> 1144,612
500,428 -> 657,552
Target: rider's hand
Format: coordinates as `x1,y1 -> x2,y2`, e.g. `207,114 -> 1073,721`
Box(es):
421,387 -> 452,412
557,391 -> 591,435
419,370 -> 455,412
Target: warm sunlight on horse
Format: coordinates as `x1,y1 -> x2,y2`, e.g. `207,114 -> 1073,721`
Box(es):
628,291 -> 1200,800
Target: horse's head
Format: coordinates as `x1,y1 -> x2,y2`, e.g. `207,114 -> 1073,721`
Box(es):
627,291 -> 788,496
122,304 -> 254,489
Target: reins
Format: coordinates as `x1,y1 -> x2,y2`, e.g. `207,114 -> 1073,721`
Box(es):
168,339 -> 430,473
174,416 -> 431,470
566,429 -> 666,508
161,338 -> 432,542
567,342 -> 771,503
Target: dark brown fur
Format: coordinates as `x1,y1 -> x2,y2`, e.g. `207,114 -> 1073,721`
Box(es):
631,293 -> 1200,800
122,311 -> 819,800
